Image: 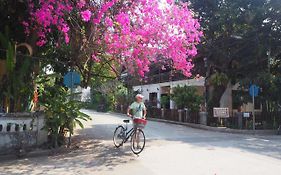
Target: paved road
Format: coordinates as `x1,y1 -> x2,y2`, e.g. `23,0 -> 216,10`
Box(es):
1,110 -> 281,175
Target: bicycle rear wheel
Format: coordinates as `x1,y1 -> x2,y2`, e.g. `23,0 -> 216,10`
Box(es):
131,129 -> 145,155
113,126 -> 125,148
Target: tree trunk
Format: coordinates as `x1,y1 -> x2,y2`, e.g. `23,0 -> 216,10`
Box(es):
207,85 -> 228,117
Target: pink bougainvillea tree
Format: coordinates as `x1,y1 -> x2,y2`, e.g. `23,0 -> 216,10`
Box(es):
25,0 -> 202,83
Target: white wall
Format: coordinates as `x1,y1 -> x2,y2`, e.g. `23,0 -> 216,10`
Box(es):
133,84 -> 161,108
0,112 -> 47,155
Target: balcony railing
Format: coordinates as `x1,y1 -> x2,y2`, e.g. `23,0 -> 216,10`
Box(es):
127,72 -> 187,86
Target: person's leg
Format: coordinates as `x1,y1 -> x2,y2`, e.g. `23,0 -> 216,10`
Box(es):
133,123 -> 141,148
136,129 -> 140,148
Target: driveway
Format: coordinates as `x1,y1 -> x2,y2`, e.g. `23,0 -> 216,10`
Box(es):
0,110 -> 281,175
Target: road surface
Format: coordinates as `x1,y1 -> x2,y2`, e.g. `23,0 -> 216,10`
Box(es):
0,110 -> 281,175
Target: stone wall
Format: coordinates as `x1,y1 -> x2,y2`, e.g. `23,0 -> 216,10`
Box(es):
0,112 -> 47,155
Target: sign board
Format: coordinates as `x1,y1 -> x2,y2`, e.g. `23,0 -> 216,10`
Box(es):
63,71 -> 81,88
249,84 -> 259,130
243,112 -> 250,118
249,84 -> 259,97
213,108 -> 229,118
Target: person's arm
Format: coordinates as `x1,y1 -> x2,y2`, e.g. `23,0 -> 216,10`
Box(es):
143,104 -> 147,119
143,109 -> 147,119
127,106 -> 132,117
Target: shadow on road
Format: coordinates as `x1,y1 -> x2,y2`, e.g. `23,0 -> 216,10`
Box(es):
0,124 -> 139,174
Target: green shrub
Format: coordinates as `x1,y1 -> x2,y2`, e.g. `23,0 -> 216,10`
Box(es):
160,95 -> 170,108
38,75 -> 91,148
171,85 -> 203,112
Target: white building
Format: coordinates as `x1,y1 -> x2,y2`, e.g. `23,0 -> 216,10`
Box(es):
132,77 -> 205,109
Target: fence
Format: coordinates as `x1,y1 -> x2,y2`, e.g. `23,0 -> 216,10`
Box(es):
114,104 -> 280,129
208,110 -> 281,129
147,108 -> 200,123
0,112 -> 47,155
115,106 -> 201,124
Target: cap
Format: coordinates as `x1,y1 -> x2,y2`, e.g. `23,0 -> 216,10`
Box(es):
136,94 -> 144,99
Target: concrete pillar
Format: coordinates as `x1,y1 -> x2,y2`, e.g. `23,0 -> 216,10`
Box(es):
120,105 -> 123,113
157,91 -> 161,108
184,109 -> 190,122
237,112 -> 243,129
36,114 -> 48,145
170,100 -> 175,109
199,112 -> 207,125
161,108 -> 165,119
178,109 -> 183,122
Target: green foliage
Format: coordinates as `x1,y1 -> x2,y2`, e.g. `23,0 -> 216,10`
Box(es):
37,74 -> 91,148
210,72 -> 229,87
241,72 -> 281,110
171,85 -> 203,111
0,30 -> 34,112
160,95 -> 170,109
6,41 -> 15,72
90,90 -> 114,111
0,2 -> 28,44
89,82 -> 135,111
232,90 -> 250,109
188,0 -> 281,114
115,85 -> 135,107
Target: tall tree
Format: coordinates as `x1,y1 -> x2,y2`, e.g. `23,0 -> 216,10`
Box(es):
24,0 -> 203,87
187,0 -> 281,113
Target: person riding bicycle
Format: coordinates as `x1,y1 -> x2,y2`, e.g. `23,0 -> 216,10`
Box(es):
127,94 -> 147,127
127,94 -> 147,150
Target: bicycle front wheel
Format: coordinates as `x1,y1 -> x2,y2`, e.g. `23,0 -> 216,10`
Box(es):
131,129 -> 145,155
113,126 -> 125,148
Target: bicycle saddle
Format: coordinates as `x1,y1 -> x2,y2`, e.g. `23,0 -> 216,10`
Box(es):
123,119 -> 130,123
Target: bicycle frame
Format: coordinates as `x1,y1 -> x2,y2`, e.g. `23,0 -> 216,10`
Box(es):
122,123 -> 136,144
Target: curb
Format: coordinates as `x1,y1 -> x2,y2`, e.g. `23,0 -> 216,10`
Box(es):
109,112 -> 278,136
147,118 -> 277,135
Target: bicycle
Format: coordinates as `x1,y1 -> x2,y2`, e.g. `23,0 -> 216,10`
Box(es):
113,118 -> 147,155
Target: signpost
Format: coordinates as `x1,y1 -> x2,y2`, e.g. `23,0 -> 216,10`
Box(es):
213,108 -> 229,126
249,84 -> 259,130
213,108 -> 230,118
63,70 -> 81,147
63,71 -> 81,89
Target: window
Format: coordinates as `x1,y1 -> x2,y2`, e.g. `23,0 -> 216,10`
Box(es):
149,93 -> 158,107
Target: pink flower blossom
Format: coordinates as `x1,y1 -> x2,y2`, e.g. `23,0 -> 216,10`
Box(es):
36,39 -> 46,46
91,54 -> 101,62
62,24 -> 69,33
65,34 -> 70,44
25,0 -> 202,77
81,10 -> 91,22
77,0 -> 86,9
105,17 -> 113,27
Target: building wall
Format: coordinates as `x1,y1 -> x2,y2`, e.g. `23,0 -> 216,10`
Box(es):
220,82 -> 233,112
133,78 -> 205,109
220,83 -> 262,116
0,112 -> 47,155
